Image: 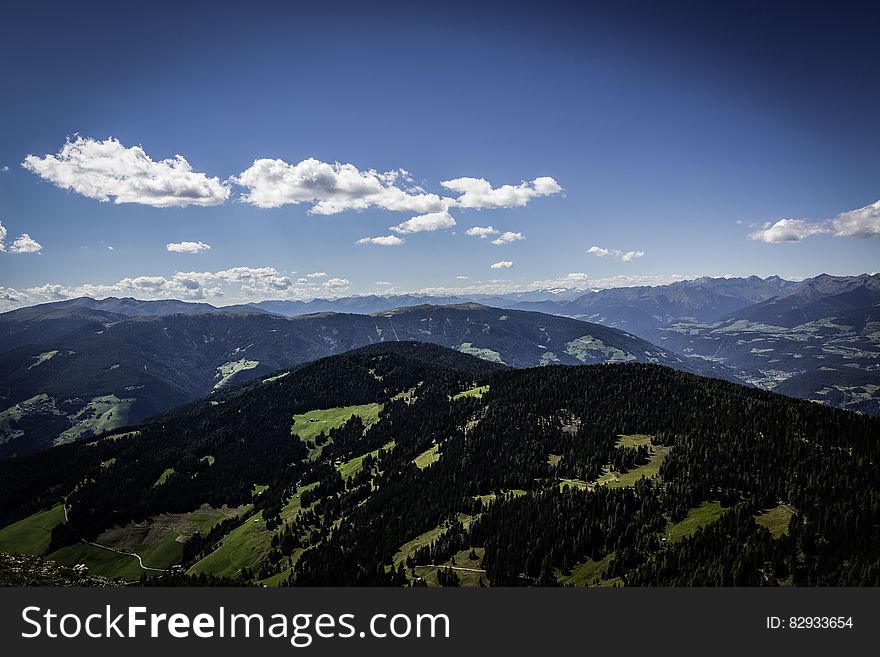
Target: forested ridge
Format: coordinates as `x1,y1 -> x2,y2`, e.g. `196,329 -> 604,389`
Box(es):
0,342 -> 877,586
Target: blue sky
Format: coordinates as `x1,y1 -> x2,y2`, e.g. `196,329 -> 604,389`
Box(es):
1,0 -> 878,307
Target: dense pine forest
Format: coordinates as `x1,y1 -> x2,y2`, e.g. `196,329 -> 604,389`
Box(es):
0,342 -> 877,586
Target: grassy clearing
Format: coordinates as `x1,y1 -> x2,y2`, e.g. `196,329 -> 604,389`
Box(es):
414,443 -> 441,469
262,371 -> 290,384
86,430 -> 140,446
48,543 -> 144,581
135,532 -> 185,570
566,335 -> 635,364
474,490 -> 527,506
394,524 -> 448,566
0,505 -> 66,555
258,556 -> 302,587
755,504 -> 795,538
392,387 -> 418,402
452,385 -> 490,400
337,441 -> 395,479
191,485 -> 315,579
213,359 -> 259,390
281,483 -> 318,522
616,434 -> 653,449
557,553 -> 615,586
291,403 -> 383,444
547,453 -> 562,467
87,505 -> 245,576
413,548 -> 487,587
605,445 -> 670,488
666,501 -> 725,543
456,343 -> 505,364
559,478 -> 589,491
189,511 -> 272,578
56,395 -> 134,445
153,468 -> 175,487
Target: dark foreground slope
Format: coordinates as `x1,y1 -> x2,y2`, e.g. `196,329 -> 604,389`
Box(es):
0,343 -> 877,586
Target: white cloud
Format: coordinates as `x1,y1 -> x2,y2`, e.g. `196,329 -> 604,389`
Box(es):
491,231 -> 525,245
390,211 -> 456,234
1,166 -> 8,172
0,265 -> 362,311
465,226 -> 499,238
0,221 -> 42,254
234,157 -> 561,219
233,158 -> 448,214
9,234 -> 42,254
166,241 -> 211,254
324,277 -> 351,293
356,235 -> 404,246
22,136 -> 230,208
490,260 -> 513,269
831,200 -> 880,238
748,199 -> 880,243
306,272 -> 327,279
587,245 -> 645,261
442,176 -> 561,209
456,275 -> 469,279
416,272 -> 692,297
748,219 -> 830,243
529,272 -> 689,291
376,281 -> 393,286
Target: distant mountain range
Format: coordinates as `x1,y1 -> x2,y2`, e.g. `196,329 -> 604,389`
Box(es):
1,273 -> 877,459
246,275 -> 799,328
654,274 -> 880,414
0,300 -> 699,459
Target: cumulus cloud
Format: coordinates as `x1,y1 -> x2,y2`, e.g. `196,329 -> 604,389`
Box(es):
306,272 -> 327,279
390,211 -> 456,234
233,157 -> 561,219
324,277 -> 351,292
830,200 -> 880,238
491,231 -> 525,245
376,281 -> 393,286
748,199 -> 880,243
442,176 -> 561,209
9,234 -> 43,254
22,136 -> 230,208
233,158 -> 447,214
356,235 -> 404,246
587,245 -> 645,261
1,166 -> 8,172
465,226 -> 499,238
748,219 -> 829,243
490,260 -> 513,269
166,241 -> 211,254
0,221 -> 42,254
0,265 -> 360,312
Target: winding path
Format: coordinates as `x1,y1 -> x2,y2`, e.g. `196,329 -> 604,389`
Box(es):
84,541 -> 168,573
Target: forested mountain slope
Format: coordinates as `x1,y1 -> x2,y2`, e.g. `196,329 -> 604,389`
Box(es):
0,343 -> 876,586
0,303 -> 700,459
